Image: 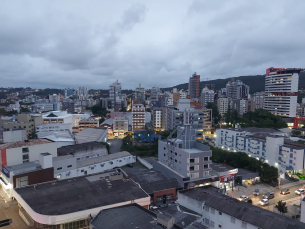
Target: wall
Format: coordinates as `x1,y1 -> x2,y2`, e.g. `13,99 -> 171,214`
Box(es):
137,157 -> 153,169
3,130 -> 26,143
153,188 -> 176,206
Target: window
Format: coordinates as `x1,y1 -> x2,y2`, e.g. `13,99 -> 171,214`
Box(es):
204,157 -> 209,161
57,174 -> 61,179
57,167 -> 62,170
242,222 -> 247,228
204,164 -> 209,169
205,218 -> 209,226
219,225 -> 222,228
22,147 -> 29,153
210,221 -> 214,227
211,208 -> 215,214
67,165 -> 72,168
205,206 -> 210,212
219,211 -> 222,215
190,158 -> 195,163
81,170 -> 84,172
231,217 -> 235,223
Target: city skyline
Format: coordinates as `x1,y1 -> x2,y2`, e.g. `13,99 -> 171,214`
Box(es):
1,1 -> 305,89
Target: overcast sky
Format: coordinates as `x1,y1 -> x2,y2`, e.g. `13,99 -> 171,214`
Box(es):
1,0 -> 305,90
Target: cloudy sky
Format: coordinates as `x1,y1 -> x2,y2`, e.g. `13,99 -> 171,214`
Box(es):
1,0 -> 305,89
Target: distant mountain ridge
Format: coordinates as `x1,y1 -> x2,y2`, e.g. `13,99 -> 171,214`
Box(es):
162,72 -> 305,94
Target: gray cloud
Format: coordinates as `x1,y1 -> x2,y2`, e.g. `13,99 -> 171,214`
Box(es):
0,0 -> 305,90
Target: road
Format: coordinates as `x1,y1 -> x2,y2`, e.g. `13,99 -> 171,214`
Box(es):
108,139 -> 122,154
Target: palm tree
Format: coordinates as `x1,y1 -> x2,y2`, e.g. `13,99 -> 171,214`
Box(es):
275,200 -> 288,215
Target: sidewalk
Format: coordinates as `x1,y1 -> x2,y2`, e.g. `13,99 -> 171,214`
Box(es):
279,179 -> 305,190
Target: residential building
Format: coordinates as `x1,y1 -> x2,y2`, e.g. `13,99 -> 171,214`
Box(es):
0,129 -> 26,144
253,92 -> 265,109
150,87 -> 159,102
113,116 -> 129,136
78,118 -> 99,131
37,131 -> 75,148
178,186 -> 305,229
217,97 -> 229,115
203,83 -> 215,91
203,109 -> 213,135
201,87 -> 214,108
13,171 -> 150,228
188,72 -> 200,99
61,101 -> 75,113
226,79 -> 249,100
151,107 -> 166,131
31,102 -> 59,113
48,94 -> 60,102
36,123 -> 72,134
297,103 -> 305,117
74,128 -> 108,144
135,84 -> 145,104
264,68 -> 304,117
215,127 -> 305,174
0,139 -> 57,167
157,125 -> 212,187
109,80 -> 122,108
132,101 -> 145,131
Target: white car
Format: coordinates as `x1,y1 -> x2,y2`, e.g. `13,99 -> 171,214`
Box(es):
237,195 -> 247,201
295,189 -> 305,195
259,199 -> 269,206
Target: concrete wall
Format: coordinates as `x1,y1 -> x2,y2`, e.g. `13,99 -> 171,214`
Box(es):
3,129 -> 26,143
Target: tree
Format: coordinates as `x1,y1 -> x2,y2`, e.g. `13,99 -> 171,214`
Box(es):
275,200 -> 288,215
206,102 -> 221,125
160,129 -> 177,139
0,108 -> 5,115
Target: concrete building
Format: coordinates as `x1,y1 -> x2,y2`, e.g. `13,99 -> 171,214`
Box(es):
36,122 -> 72,134
150,87 -> 159,102
37,131 -> 75,148
151,107 -> 166,131
48,94 -> 60,102
0,114 -> 43,137
74,128 -> 108,144
264,68 -> 304,117
0,139 -> 57,167
201,87 -> 214,108
253,92 -> 265,109
53,151 -> 136,180
226,79 -> 249,100
188,72 -> 200,99
215,127 -> 305,174
178,186 -> 305,229
109,80 -> 122,109
217,97 -> 229,115
113,116 -> 129,136
132,101 -> 145,131
13,171 -> 150,228
31,103 -> 60,113
61,101 -> 75,114
158,125 -> 212,187
78,118 -> 99,131
0,129 -> 26,143
135,84 -> 145,104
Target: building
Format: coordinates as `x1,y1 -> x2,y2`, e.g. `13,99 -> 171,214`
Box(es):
215,127 -> 305,174
0,153 -> 54,198
113,116 -> 129,136
31,103 -> 59,113
209,163 -> 238,189
226,79 -> 249,100
36,123 -> 72,134
61,102 -> 75,114
53,151 -> 136,180
37,131 -> 75,148
48,94 -> 60,102
72,113 -> 91,133
133,130 -> 155,143
0,129 -> 26,143
78,118 -> 99,131
74,128 -> 108,144
203,109 -> 213,135
178,186 -> 305,229
217,97 -> 229,115
201,87 -> 214,108
264,68 -> 304,117
157,125 -> 213,188
151,107 -> 166,131
0,114 -> 43,137
135,84 -> 145,104
0,139 -> 57,167
109,80 -> 122,109
150,87 -> 159,102
188,72 -> 200,99
13,171 -> 151,228
132,101 -> 145,131
253,92 -> 265,109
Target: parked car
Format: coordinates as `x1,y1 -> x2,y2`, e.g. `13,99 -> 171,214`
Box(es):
253,189 -> 259,196
237,195 -> 248,201
280,189 -> 290,195
243,198 -> 252,204
262,192 -> 274,199
259,199 -> 269,206
295,189 -> 305,195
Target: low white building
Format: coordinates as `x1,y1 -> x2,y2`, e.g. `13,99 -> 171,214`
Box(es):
36,123 -> 72,134
178,186 -> 305,229
53,151 -> 136,180
0,129 -> 26,143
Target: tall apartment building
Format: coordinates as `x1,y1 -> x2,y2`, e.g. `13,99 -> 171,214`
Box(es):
132,101 -> 145,131
150,87 -> 159,102
77,87 -> 88,99
109,80 -> 122,109
201,87 -> 214,108
252,92 -> 265,109
226,79 -> 249,100
217,97 -> 229,115
151,107 -> 166,131
264,68 -> 303,117
113,116 -> 129,136
135,84 -> 145,104
158,125 -> 212,180
188,72 -> 200,99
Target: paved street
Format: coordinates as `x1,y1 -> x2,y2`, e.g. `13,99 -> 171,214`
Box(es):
108,139 -> 122,153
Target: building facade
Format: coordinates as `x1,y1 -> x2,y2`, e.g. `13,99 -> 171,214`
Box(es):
132,101 -> 145,131
217,97 -> 229,115
188,72 -> 200,99
113,116 -> 129,136
226,79 -> 249,100
135,84 -> 145,104
201,87 -> 214,108
109,80 -> 122,109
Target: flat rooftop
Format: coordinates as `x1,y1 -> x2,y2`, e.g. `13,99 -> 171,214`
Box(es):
91,204 -> 163,229
57,142 -> 106,156
5,161 -> 41,175
180,186 -> 305,229
15,172 -> 149,215
0,139 -> 53,150
210,163 -> 236,173
74,128 -> 108,144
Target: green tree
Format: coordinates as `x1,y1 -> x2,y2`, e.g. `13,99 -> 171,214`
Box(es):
119,107 -> 127,112
206,102 -> 221,125
0,108 -> 5,115
275,200 -> 288,215
160,129 -> 177,139
292,130 -> 301,136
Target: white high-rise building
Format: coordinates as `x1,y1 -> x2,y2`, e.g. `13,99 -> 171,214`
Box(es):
217,98 -> 229,115
109,80 -> 122,109
264,68 -> 304,117
201,87 -> 214,108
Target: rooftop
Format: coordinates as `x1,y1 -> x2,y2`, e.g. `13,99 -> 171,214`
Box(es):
5,161 -> 41,175
75,128 -> 108,144
79,118 -> 98,122
0,139 -> 53,150
57,142 -> 106,156
15,172 -> 149,215
91,204 -> 163,229
209,163 -> 236,173
180,186 -> 305,229
37,131 -> 74,142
